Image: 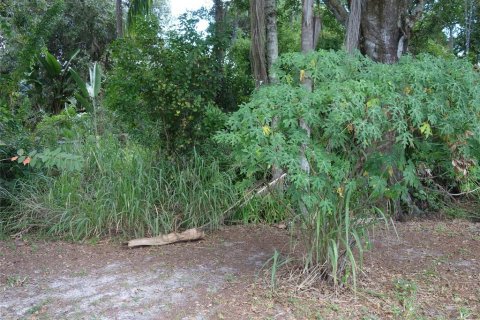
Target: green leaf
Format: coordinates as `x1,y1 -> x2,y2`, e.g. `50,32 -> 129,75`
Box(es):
91,62 -> 102,97
70,68 -> 89,98
366,98 -> 380,108
39,51 -> 62,77
420,122 -> 432,138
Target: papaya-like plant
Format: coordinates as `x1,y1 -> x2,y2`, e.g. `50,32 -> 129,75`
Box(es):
217,50 -> 480,286
27,49 -> 80,114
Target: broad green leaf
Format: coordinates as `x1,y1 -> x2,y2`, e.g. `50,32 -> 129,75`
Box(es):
39,51 -> 62,77
91,62 -> 102,97
70,68 -> 89,98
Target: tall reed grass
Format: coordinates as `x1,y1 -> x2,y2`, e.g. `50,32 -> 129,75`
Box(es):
0,135 -> 239,240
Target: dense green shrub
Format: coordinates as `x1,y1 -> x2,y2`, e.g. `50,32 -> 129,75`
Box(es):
217,51 -> 480,283
105,17 -> 226,153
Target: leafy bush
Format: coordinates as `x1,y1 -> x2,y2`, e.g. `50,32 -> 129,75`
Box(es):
0,100 -> 33,185
105,17 -> 225,153
34,106 -> 90,147
217,51 -> 480,284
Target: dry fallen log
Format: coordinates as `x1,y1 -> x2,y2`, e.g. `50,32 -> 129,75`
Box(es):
128,228 -> 205,248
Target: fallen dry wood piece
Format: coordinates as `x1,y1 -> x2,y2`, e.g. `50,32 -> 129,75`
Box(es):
128,228 -> 205,248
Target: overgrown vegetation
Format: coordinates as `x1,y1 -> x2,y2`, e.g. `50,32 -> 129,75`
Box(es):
1,135 -> 238,240
218,50 -> 480,282
1,0 -> 480,292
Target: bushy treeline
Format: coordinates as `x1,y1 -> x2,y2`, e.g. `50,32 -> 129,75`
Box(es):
2,0 -> 480,287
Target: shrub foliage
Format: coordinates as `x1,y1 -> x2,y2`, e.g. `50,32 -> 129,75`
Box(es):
217,51 -> 480,282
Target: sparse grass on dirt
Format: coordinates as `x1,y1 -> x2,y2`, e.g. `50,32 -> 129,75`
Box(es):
1,220 -> 479,319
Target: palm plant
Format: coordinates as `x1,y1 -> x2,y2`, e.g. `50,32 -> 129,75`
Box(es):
116,0 -> 154,37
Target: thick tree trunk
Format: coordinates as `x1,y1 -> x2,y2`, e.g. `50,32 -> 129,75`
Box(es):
313,13 -> 322,49
345,0 -> 362,54
302,0 -> 315,54
250,0 -> 268,87
116,0 -> 123,38
265,0 -> 279,83
360,0 -> 407,63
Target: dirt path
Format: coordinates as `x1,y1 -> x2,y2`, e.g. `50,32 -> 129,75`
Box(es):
1,221 -> 479,319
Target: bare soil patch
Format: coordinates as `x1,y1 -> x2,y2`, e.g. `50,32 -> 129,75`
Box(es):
1,221 -> 479,319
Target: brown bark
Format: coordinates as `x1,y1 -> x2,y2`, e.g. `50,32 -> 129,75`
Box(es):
313,13 -> 322,49
250,0 -> 268,87
265,0 -> 279,83
302,0 -> 315,54
116,0 -> 123,38
265,0 -> 284,183
345,0 -> 362,54
464,0 -> 476,55
299,0 -> 315,216
360,0 -> 407,64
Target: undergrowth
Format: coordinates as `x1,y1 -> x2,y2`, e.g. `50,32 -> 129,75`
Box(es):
0,136 -> 240,240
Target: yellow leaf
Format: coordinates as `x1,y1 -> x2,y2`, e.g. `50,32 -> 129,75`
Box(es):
336,187 -> 344,198
420,122 -> 432,138
366,98 -> 380,108
262,125 -> 271,136
300,69 -> 305,82
404,86 -> 412,95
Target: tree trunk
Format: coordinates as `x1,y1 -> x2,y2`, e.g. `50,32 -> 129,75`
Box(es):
265,0 -> 284,183
214,0 -> 226,65
302,0 -> 315,54
360,0 -> 407,63
299,0 -> 315,216
265,0 -> 279,83
250,0 -> 268,87
313,13 -> 322,49
116,0 -> 123,38
464,0 -> 476,55
345,0 -> 362,54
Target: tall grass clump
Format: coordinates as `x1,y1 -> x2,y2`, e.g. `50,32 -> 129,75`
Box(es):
1,135 -> 239,240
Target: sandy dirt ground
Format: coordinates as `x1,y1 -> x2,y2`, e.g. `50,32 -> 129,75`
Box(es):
1,221 -> 479,319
